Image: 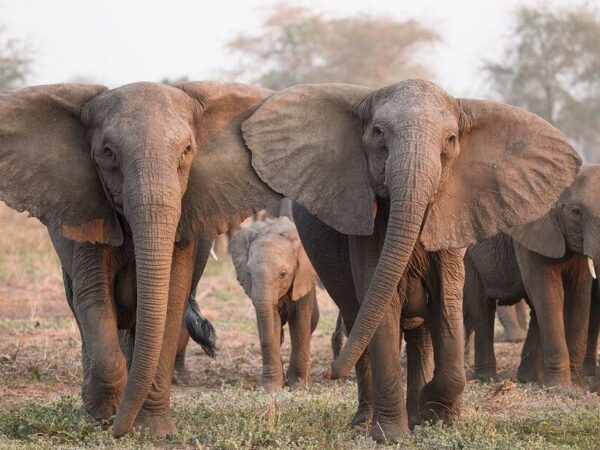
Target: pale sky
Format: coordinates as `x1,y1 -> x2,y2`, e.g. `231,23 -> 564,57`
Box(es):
1,0 -> 582,97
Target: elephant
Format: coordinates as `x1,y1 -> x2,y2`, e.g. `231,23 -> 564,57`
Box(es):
497,300 -> 528,343
463,165 -> 600,386
585,282 -> 600,380
0,81 -> 282,437
240,79 -> 581,441
230,217 -> 319,390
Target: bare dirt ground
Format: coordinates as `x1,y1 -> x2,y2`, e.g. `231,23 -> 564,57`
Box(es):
1,202 -> 599,449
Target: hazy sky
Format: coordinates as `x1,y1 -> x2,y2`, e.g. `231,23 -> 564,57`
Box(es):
2,0 -> 579,97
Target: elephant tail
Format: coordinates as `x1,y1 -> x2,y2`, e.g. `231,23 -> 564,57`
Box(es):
185,295 -> 218,359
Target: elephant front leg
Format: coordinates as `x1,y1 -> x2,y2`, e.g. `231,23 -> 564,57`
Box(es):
515,243 -> 570,386
584,283 -> 599,377
368,304 -> 408,442
419,249 -> 466,426
133,241 -> 196,437
71,243 -> 127,421
563,262 -> 592,386
405,324 -> 434,428
517,309 -> 543,383
287,287 -> 319,387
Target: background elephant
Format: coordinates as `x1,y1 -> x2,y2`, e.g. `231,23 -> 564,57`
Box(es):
497,300 -> 528,343
0,81 -> 282,437
230,217 -> 319,390
463,165 -> 600,386
241,80 -> 580,441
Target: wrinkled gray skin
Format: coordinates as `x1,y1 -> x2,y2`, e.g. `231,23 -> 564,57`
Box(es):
242,80 -> 581,442
0,82 -> 282,438
463,165 -> 600,386
230,218 -> 319,390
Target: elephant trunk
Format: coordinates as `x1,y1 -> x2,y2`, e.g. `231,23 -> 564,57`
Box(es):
331,143 -> 440,379
583,229 -> 600,280
252,281 -> 284,391
112,161 -> 182,437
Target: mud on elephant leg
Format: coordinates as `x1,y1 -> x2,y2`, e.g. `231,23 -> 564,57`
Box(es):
132,242 -> 196,438
405,324 -> 434,428
286,287 -> 319,388
70,244 -> 127,421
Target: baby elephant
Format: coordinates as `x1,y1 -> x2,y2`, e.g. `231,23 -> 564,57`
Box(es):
230,217 -> 319,391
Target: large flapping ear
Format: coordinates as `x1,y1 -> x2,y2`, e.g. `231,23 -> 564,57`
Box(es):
242,83 -> 375,236
0,84 -> 123,245
507,208 -> 566,258
177,82 -> 283,240
421,98 -> 581,251
229,222 -> 267,295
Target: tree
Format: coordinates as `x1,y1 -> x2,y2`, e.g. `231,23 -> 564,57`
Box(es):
0,23 -> 30,90
225,4 -> 439,90
485,5 -> 600,161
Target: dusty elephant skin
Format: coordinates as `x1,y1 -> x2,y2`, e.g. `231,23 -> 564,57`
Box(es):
230,217 -> 319,390
241,79 -> 581,442
464,165 -> 600,387
0,81 -> 281,438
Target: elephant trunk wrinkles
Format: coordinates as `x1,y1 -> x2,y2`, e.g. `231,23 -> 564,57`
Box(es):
252,282 -> 284,390
583,230 -> 600,280
331,144 -> 440,379
113,161 -> 181,437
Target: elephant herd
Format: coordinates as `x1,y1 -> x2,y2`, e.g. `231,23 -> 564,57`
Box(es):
0,78 -> 594,442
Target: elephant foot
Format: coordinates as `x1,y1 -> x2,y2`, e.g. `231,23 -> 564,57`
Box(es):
418,382 -> 462,426
571,370 -> 588,388
81,376 -> 125,420
583,360 -> 597,377
473,369 -> 497,382
132,410 -> 177,438
261,378 -> 284,392
350,406 -> 372,426
517,362 -> 542,384
172,367 -> 192,386
369,418 -> 409,444
287,367 -> 311,389
542,374 -> 571,387
590,377 -> 600,394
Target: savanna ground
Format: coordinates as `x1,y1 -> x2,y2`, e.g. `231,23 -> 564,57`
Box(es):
0,202 -> 599,449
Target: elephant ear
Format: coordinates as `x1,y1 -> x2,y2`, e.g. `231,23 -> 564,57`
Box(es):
177,82 -> 282,240
507,208 -> 565,258
230,222 -> 266,296
242,84 -> 375,236
0,84 -> 123,245
420,99 -> 581,251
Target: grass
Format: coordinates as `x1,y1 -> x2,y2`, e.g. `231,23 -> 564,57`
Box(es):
1,201 -> 600,449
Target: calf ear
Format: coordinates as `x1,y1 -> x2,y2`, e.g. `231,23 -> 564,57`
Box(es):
0,84 -> 123,246
230,227 -> 258,296
508,210 -> 566,258
291,245 -> 317,301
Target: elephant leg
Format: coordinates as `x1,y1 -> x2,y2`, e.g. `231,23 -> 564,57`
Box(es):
563,262 -> 592,386
584,283 -> 600,377
331,313 -> 346,360
515,243 -> 570,386
133,241 -> 196,437
173,321 -> 191,385
293,204 -> 373,426
71,243 -> 127,421
463,310 -> 474,366
287,287 -> 318,387
419,249 -> 466,426
498,302 -> 527,343
473,298 -> 497,380
405,324 -> 434,428
515,299 -> 529,332
517,308 -> 543,382
368,304 -> 408,442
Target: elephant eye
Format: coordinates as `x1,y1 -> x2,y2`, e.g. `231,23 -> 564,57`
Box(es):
183,143 -> 193,155
103,145 -> 116,163
372,124 -> 384,137
279,271 -> 287,279
571,206 -> 582,217
446,133 -> 457,145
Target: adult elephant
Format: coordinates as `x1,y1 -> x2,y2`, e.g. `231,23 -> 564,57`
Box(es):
463,165 -> 600,385
241,80 -> 581,441
0,82 -> 281,437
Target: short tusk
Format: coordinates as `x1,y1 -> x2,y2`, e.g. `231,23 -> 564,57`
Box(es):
210,245 -> 218,261
588,257 -> 596,279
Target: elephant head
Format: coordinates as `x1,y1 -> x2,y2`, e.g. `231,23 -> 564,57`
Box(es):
230,217 -> 316,390
510,164 -> 600,276
241,79 -> 581,378
0,81 -> 281,436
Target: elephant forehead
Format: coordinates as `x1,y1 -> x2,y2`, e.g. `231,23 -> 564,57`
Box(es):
374,79 -> 458,117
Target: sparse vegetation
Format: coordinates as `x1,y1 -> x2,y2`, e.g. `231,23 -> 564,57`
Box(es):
1,202 -> 600,449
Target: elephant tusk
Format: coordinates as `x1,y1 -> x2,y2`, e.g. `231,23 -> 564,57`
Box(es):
588,257 -> 596,279
210,246 -> 218,261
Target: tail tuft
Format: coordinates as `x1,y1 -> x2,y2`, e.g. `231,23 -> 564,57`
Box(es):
185,295 -> 218,359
